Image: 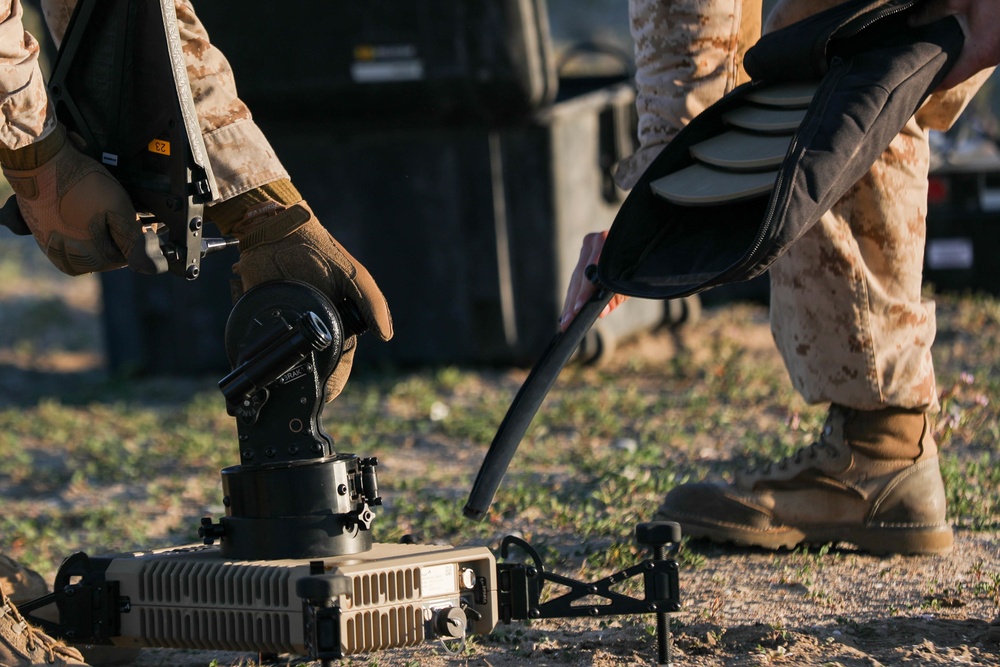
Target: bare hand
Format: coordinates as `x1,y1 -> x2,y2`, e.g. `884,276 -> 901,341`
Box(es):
558,231 -> 628,332
909,0 -> 1000,89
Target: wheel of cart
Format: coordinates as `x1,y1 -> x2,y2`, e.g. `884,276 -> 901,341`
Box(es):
665,294 -> 702,329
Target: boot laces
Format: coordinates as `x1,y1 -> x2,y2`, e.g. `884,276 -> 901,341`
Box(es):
756,438 -> 840,476
1,595 -> 77,664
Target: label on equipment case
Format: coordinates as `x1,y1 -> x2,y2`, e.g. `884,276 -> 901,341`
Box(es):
420,563 -> 457,598
351,44 -> 424,82
927,238 -> 974,270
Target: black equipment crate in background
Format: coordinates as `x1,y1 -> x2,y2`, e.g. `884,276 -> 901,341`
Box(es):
99,1 -> 664,374
924,155 -> 1000,295
264,82 -> 662,368
99,243 -> 236,376
100,82 -> 663,373
192,0 -> 559,123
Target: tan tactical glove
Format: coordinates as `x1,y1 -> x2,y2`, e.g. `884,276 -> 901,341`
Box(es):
214,186 -> 393,402
0,125 -> 150,276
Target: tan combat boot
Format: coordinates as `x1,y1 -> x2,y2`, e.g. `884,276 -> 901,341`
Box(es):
0,589 -> 89,666
656,405 -> 953,555
0,556 -> 47,606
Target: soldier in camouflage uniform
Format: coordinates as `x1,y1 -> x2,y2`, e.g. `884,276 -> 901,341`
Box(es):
0,1 -> 394,664
0,0 -> 393,397
561,0 -> 996,559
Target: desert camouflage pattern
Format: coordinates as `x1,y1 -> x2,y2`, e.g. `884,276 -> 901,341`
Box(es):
0,1 -> 52,151
0,0 -> 286,201
765,0 -> 991,411
613,0 -> 761,189
621,0 -> 989,412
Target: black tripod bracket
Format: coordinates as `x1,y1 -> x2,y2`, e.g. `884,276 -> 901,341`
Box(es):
496,521 -> 682,666
495,523 -> 681,624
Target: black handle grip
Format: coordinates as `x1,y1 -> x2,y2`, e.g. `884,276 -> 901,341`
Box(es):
464,288 -> 614,521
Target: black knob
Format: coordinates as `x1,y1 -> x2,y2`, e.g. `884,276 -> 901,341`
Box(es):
635,521 -> 682,548
198,517 -> 226,545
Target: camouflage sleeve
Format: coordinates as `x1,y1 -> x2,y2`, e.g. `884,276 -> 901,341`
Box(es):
0,0 -> 55,150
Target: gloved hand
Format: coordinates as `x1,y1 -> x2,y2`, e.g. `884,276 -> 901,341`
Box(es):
0,124 -> 150,276
227,199 -> 393,401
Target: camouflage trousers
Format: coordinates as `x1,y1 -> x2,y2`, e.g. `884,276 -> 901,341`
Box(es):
621,0 -> 991,412
0,0 -> 286,202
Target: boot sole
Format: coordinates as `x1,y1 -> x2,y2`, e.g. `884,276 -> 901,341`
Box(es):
658,513 -> 954,555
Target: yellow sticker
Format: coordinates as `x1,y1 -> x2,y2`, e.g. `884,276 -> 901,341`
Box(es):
148,139 -> 170,156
